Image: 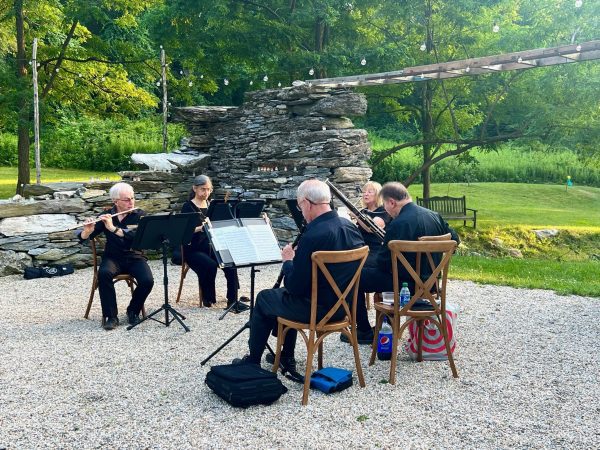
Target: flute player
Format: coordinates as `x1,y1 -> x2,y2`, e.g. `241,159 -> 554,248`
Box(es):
78,182 -> 154,330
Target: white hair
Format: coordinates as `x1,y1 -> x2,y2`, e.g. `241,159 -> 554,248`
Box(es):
109,182 -> 134,201
297,179 -> 331,203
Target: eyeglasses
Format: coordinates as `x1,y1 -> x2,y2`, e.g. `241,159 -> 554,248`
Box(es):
117,197 -> 135,202
296,198 -> 329,211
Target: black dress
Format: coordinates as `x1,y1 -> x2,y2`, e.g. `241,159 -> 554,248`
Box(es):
358,206 -> 391,268
180,200 -> 239,306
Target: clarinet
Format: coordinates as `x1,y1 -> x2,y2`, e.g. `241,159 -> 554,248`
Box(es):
325,179 -> 385,242
272,223 -> 305,289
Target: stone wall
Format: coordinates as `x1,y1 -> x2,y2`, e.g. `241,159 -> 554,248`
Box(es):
0,85 -> 373,276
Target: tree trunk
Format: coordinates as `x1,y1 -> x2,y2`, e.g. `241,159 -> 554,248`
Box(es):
421,80 -> 433,199
15,0 -> 30,195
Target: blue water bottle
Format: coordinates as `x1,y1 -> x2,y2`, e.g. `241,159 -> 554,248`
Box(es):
400,282 -> 410,307
377,317 -> 393,361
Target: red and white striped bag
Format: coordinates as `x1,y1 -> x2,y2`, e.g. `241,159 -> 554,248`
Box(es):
404,303 -> 459,361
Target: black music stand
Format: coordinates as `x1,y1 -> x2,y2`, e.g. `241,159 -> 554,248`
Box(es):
127,213 -> 197,332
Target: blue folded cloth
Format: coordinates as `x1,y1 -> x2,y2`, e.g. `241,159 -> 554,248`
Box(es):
310,367 -> 353,394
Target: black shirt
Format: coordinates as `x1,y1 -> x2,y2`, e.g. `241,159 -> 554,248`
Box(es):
282,210 -> 365,309
78,207 -> 146,260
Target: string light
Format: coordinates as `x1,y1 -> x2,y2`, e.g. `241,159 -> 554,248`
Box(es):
179,70 -> 184,75
360,57 -> 367,66
224,78 -> 229,85
159,45 -> 163,49
493,23 -> 500,33
517,57 -> 523,63
309,68 -> 315,76
465,66 -> 471,73
78,73 -> 82,77
200,74 -> 204,79
420,43 -> 427,51
188,81 -> 193,87
55,68 -> 60,72
277,82 -> 282,87
156,81 -> 160,86
249,80 -> 253,85
263,75 -> 269,82
576,44 -> 582,51
575,0 -> 582,7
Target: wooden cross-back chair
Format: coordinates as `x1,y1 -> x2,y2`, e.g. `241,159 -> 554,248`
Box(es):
175,245 -> 204,306
272,245 -> 369,405
84,237 -> 145,322
369,239 -> 458,385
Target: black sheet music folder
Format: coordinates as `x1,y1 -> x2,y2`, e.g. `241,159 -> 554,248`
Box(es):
206,217 -> 282,268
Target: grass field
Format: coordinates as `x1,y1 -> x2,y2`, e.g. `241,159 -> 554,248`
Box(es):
406,182 -> 600,229
0,167 -> 120,198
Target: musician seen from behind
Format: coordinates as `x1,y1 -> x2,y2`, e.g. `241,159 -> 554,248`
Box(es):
179,175 -> 244,310
232,179 -> 365,375
355,181 -> 391,267
344,182 -> 460,345
78,182 -> 153,330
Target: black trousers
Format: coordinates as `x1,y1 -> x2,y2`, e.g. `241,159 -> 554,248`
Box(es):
97,256 -> 154,319
184,249 -> 238,303
355,267 -> 394,331
248,288 -> 344,364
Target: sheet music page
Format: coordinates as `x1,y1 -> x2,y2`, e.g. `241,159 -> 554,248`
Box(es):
243,220 -> 282,263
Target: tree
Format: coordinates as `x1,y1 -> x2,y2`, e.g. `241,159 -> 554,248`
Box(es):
2,0 -> 160,193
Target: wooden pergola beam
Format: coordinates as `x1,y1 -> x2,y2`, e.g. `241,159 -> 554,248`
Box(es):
306,40 -> 600,88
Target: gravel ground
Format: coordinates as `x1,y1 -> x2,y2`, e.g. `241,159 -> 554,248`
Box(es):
0,260 -> 598,449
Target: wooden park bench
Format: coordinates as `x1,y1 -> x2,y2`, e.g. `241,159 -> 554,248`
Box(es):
416,195 -> 477,228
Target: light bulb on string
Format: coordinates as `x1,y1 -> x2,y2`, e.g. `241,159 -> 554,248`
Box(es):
179,70 -> 183,75
465,66 -> 471,73
78,73 -> 82,77
36,63 -> 40,67
159,45 -> 163,49
263,75 -> 269,82
576,44 -> 582,51
188,81 -> 193,87
224,78 -> 229,86
309,68 -> 315,76
277,82 -> 282,87
492,23 -> 500,33
200,74 -> 204,79
517,57 -> 523,63
360,57 -> 367,66
249,80 -> 253,86
55,68 -> 60,73
156,81 -> 160,86
575,0 -> 582,7
28,61 -> 32,65
420,43 -> 427,51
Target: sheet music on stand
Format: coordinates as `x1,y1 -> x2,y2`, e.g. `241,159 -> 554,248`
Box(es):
206,217 -> 282,268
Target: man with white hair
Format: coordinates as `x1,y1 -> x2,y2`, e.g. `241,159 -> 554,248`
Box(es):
233,179 -> 365,374
79,182 -> 154,330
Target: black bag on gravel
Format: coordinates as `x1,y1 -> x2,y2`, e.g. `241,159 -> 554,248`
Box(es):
205,364 -> 287,408
23,264 -> 74,280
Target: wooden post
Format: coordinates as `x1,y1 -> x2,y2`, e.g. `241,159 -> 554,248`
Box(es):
32,38 -> 41,184
161,48 -> 168,154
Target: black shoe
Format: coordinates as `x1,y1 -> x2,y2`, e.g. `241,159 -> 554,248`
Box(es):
103,317 -> 119,331
231,354 -> 258,366
127,311 -> 140,326
340,327 -> 374,345
202,299 -> 213,307
264,353 -> 303,383
225,301 -> 250,313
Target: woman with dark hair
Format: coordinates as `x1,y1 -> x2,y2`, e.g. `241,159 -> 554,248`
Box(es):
180,175 -> 244,309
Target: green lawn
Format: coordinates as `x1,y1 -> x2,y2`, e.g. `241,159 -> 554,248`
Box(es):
0,167 -> 120,198
406,182 -> 600,229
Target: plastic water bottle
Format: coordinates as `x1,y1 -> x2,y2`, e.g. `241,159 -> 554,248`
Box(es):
400,282 -> 410,307
377,317 -> 393,361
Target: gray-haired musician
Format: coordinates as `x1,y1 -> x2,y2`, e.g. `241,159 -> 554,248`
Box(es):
78,182 -> 153,330
179,175 -> 242,310
232,179 -> 365,374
